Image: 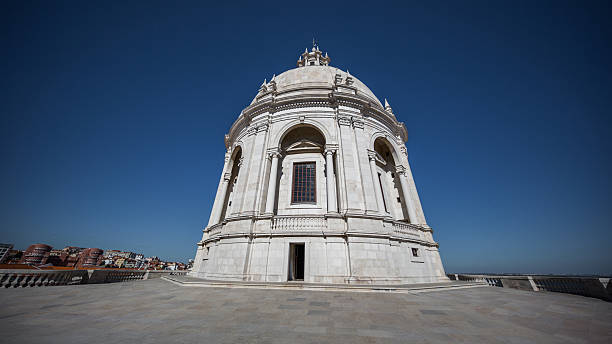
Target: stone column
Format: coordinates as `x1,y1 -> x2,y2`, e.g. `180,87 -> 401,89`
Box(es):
211,172 -> 232,225
325,148 -> 338,213
207,152 -> 231,226
396,166 -> 418,224
264,151 -> 281,215
368,151 -> 386,214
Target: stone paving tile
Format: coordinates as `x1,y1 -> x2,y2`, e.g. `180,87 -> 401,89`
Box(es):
1,279 -> 611,343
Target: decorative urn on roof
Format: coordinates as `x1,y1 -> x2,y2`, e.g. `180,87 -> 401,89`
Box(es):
191,45 -> 448,284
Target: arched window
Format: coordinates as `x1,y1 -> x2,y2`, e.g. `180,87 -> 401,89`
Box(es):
219,147 -> 242,220
273,125 -> 327,211
374,137 -> 410,222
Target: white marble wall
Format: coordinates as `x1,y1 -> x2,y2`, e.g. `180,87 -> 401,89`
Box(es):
193,232 -> 447,284
190,62 -> 448,285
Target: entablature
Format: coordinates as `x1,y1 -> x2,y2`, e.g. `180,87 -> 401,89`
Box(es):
226,91 -> 408,148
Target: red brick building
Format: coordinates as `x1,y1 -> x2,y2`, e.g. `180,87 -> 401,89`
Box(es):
19,244 -> 52,265
76,248 -> 104,267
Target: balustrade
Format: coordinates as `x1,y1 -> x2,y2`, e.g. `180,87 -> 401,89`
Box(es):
1,270 -> 88,288
392,222 -> 422,238
271,216 -> 327,232
207,223 -> 223,237
0,269 -> 189,288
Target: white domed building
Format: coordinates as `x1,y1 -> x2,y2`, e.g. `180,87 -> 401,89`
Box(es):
191,46 -> 448,284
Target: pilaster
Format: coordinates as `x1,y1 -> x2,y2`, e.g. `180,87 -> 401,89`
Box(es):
337,114 -> 365,212
240,123 -> 269,215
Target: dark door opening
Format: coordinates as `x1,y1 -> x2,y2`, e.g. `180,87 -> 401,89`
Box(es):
288,243 -> 305,281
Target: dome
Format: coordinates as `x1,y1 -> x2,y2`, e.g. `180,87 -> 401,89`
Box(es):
251,46 -> 383,108
274,66 -> 382,107
192,44 -> 447,286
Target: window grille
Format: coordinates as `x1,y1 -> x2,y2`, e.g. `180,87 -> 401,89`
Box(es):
292,162 -> 316,203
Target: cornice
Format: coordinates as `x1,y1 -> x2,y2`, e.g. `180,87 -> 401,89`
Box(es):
225,90 -> 409,148
202,231 -> 438,247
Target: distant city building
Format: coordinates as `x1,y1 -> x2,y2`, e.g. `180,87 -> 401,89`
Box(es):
103,250 -> 121,259
76,248 -> 104,267
19,244 -> 53,265
0,242 -> 182,269
115,257 -> 126,268
4,250 -> 23,264
103,250 -> 136,259
118,251 -> 135,259
62,246 -> 85,254
46,249 -> 68,266
123,258 -> 142,269
0,243 -> 13,264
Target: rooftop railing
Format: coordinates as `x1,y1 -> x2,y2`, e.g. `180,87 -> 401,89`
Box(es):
0,269 -> 188,288
448,273 -> 611,301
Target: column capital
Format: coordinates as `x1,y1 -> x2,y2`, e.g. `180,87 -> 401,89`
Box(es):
337,115 -> 352,126
352,119 -> 364,129
324,146 -> 337,155
400,145 -> 408,158
324,143 -> 338,151
257,123 -> 269,132
367,149 -> 377,160
266,147 -> 281,159
395,165 -> 407,176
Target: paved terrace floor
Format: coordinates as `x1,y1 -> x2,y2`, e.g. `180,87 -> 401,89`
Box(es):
1,279 -> 611,343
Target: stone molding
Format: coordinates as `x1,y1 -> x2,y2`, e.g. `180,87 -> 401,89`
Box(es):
257,123 -> 269,132
337,115 -> 352,126
324,144 -> 338,156
324,143 -> 339,152
399,145 -> 408,159
367,149 -> 376,160
266,147 -> 281,159
395,165 -> 407,176
203,213 -> 434,236
226,90 -> 409,147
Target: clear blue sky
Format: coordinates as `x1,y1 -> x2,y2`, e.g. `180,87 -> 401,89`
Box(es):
1,1 -> 611,273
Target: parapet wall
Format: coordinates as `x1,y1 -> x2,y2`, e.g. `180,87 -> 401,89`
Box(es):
0,269 -> 188,288
448,274 -> 611,302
